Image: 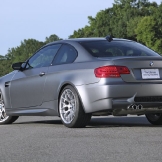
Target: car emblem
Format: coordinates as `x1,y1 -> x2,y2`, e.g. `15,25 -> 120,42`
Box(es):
150,61 -> 154,67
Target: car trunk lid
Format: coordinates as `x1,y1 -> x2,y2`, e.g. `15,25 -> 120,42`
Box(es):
99,56 -> 162,83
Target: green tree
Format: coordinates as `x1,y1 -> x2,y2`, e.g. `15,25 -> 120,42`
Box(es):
1,0 -> 162,77
45,34 -> 61,43
135,16 -> 162,54
70,0 -> 158,39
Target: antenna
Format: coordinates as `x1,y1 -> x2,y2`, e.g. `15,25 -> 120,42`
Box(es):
105,35 -> 113,42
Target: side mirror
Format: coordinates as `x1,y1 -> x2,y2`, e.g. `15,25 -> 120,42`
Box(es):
12,62 -> 24,70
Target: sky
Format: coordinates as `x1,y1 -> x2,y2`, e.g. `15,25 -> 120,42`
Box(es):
0,0 -> 162,56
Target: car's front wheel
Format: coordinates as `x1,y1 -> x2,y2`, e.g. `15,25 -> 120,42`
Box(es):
145,113 -> 162,125
0,91 -> 19,124
59,85 -> 91,128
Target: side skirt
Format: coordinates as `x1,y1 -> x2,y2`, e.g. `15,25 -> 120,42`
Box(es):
6,100 -> 59,116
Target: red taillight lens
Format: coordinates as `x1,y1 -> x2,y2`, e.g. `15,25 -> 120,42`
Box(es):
94,66 -> 130,78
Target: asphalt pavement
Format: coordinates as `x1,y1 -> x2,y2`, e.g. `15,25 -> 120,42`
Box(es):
0,116 -> 162,162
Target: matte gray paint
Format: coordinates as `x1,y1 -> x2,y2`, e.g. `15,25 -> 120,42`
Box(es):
1,38 -> 162,117
10,67 -> 49,108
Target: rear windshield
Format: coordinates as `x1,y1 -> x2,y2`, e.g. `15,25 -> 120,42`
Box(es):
80,40 -> 160,57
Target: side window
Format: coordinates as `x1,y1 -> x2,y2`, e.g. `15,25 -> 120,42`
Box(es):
52,44 -> 77,65
26,44 -> 61,69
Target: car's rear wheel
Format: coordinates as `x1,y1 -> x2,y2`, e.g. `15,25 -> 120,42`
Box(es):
0,91 -> 19,124
145,113 -> 162,125
59,85 -> 91,128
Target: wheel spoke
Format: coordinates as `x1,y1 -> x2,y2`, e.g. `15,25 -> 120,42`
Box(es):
61,96 -> 70,102
70,99 -> 75,104
61,102 -> 67,109
66,116 -> 70,123
1,113 -> 5,119
69,110 -> 75,119
64,110 -> 70,117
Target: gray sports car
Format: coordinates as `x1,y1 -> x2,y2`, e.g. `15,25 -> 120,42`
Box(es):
1,36 -> 162,128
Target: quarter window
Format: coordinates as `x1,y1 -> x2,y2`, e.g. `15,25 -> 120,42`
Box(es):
52,44 -> 77,65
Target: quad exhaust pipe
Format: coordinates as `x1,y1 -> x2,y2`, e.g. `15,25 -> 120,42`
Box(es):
127,104 -> 143,110
113,104 -> 162,116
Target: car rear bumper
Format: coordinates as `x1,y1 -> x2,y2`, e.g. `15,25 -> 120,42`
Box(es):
76,81 -> 162,114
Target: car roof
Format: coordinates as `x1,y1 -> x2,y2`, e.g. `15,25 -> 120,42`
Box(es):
67,38 -> 132,42
46,37 -> 134,46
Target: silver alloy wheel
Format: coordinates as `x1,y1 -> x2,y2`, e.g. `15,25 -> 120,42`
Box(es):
59,89 -> 76,124
0,92 -> 9,123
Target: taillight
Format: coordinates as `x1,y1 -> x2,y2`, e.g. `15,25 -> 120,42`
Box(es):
94,66 -> 130,78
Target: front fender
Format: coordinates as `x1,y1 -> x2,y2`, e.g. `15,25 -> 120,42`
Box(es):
0,71 -> 17,109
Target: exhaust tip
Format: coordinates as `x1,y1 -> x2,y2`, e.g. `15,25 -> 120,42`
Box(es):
137,104 -> 143,110
132,104 -> 137,109
127,104 -> 143,110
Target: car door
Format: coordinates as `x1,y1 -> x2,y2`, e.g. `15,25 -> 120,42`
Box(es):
42,44 -> 78,102
10,44 -> 61,108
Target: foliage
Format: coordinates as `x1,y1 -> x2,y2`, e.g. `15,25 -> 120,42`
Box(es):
70,0 -> 161,52
1,0 -> 162,77
45,34 -> 62,43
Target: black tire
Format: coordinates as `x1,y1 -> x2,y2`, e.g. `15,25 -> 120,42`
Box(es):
0,91 -> 19,125
0,116 -> 19,125
145,113 -> 162,125
59,85 -> 91,128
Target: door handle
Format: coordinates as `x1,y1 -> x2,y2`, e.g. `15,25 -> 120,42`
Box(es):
5,81 -> 10,87
39,72 -> 45,76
